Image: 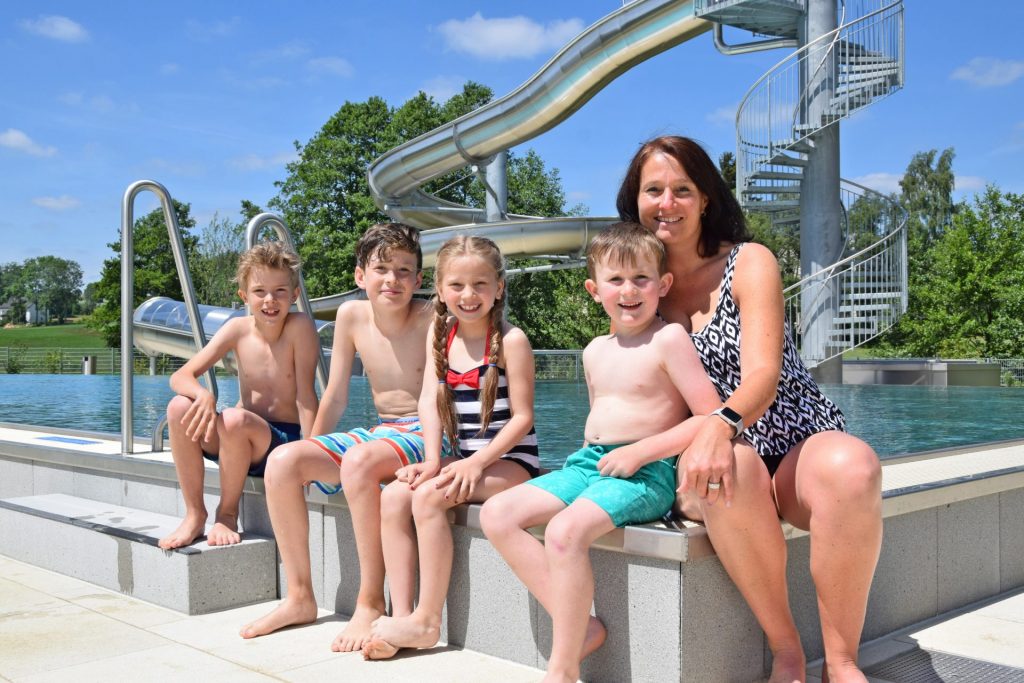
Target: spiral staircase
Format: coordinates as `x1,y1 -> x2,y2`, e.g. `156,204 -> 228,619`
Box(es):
697,0 -> 907,367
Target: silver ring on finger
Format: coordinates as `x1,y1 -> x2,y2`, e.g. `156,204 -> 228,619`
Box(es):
707,481 -> 721,491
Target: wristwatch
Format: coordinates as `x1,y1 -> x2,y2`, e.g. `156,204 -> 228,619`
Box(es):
710,407 -> 744,439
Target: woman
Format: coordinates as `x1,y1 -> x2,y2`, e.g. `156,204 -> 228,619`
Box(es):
617,136 -> 882,683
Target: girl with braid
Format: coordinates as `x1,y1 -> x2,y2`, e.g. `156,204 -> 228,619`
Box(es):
363,235 -> 539,660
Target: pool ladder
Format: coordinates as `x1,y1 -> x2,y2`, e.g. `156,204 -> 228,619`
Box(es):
119,180 -> 327,454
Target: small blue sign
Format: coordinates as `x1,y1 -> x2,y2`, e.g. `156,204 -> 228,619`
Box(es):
36,436 -> 102,445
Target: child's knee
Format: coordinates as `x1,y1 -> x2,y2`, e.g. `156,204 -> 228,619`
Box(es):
218,407 -> 250,434
167,394 -> 193,421
544,512 -> 590,557
479,491 -> 515,536
411,482 -> 446,517
380,481 -> 413,518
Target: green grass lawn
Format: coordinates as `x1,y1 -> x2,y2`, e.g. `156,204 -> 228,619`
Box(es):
0,323 -> 107,348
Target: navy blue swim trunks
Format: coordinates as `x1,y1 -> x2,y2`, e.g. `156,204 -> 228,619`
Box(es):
202,420 -> 301,478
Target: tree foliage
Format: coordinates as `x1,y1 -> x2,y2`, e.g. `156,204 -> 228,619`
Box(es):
20,256 -> 84,323
87,200 -> 197,347
193,210 -> 246,308
889,187 -> 1024,357
269,84 -> 494,297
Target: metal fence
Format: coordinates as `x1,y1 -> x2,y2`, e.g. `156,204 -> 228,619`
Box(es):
0,347 -> 187,375
0,346 -> 585,380
988,359 -> 1024,387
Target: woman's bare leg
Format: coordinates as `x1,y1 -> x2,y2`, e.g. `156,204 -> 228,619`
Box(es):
773,432 -> 882,683
240,440 -> 339,638
679,442 -> 805,683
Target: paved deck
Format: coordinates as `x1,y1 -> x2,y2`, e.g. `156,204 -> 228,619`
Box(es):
2,554 -> 1023,682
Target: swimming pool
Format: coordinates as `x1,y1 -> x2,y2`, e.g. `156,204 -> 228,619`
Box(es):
1,374 -> 1021,466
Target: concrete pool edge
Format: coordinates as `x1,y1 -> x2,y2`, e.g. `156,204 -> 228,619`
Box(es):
2,425 -> 1024,681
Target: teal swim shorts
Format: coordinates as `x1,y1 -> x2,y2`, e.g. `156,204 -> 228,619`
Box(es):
526,443 -> 677,527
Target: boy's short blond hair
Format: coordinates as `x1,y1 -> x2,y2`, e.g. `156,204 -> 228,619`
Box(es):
586,221 -> 668,279
235,241 -> 301,289
356,223 -> 422,271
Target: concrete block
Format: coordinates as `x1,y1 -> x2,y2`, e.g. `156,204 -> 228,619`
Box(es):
866,509 -> 938,639
680,555 -> 764,683
241,489 -> 273,537
73,468 -> 123,506
32,461 -> 74,495
445,525 -> 540,668
122,474 -> 179,515
784,534 -> 823,662
0,493 -> 277,614
0,456 -> 33,498
937,494 -> 1001,612
1000,488 -> 1024,591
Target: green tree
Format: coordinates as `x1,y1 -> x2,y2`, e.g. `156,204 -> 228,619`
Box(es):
20,256 -> 84,323
87,200 -> 197,347
900,148 -> 956,250
718,151 -> 736,192
0,262 -> 27,322
893,186 -> 1024,357
193,211 -> 245,307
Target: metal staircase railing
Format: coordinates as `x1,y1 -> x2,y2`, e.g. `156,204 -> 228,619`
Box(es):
783,180 -> 908,366
732,0 -> 906,364
736,0 -> 903,205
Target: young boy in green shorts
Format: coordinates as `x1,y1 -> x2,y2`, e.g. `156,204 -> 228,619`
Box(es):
159,241 -> 320,550
241,223 -> 450,653
481,221 -> 721,683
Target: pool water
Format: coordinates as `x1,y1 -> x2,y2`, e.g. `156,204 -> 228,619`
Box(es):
1,375 -> 1022,466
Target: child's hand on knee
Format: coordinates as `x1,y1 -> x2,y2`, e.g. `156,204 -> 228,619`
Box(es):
183,390 -> 217,442
435,459 -> 483,503
397,461 -> 440,489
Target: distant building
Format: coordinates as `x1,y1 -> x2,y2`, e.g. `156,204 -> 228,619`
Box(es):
0,299 -> 50,325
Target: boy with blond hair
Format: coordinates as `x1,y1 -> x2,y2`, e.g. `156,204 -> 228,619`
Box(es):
241,223 -> 446,653
481,222 -> 721,683
159,241 -> 320,550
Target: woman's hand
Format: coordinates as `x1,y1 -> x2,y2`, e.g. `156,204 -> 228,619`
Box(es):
678,418 -> 736,506
395,460 -> 440,490
433,459 -> 484,503
182,390 -> 217,443
597,445 -> 645,479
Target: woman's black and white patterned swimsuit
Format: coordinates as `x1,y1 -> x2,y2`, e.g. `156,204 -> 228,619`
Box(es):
689,243 -> 846,475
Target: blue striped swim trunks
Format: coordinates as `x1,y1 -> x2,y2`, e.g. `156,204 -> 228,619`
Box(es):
307,417 -> 448,495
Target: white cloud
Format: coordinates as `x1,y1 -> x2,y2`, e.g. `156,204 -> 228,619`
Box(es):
160,63 -> 180,76
186,17 -> 241,42
33,195 -> 81,211
436,13 -> 584,60
306,56 -> 354,78
0,129 -> 57,157
19,15 -> 89,42
706,104 -> 737,126
954,175 -> 987,192
950,57 -> 1024,87
420,76 -> 465,102
58,92 -> 124,114
851,172 -> 902,194
229,151 -> 298,172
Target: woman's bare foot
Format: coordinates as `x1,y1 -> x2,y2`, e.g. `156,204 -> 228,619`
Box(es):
158,512 -> 207,550
768,647 -> 806,683
331,603 -> 384,652
207,511 -> 241,546
581,616 -> 607,661
240,596 -> 318,638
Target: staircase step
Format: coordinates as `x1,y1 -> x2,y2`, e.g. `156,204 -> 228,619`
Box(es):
767,152 -> 808,168
0,493 -> 277,615
743,199 -> 801,211
844,290 -> 901,301
749,170 -> 804,182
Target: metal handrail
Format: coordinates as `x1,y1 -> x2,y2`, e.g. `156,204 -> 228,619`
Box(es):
121,180 -> 216,454
245,213 -> 329,393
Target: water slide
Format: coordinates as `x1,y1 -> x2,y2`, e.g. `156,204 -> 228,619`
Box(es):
134,0 -> 710,357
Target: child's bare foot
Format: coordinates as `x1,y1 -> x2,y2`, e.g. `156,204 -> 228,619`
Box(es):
362,637 -> 399,660
331,603 -> 384,652
362,613 -> 440,659
239,595 -> 318,638
581,616 -> 607,661
207,512 -> 241,546
768,647 -> 805,683
158,513 -> 207,550
820,657 -> 868,683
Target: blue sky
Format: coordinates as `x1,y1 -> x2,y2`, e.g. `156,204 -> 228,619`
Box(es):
2,1 -> 1022,285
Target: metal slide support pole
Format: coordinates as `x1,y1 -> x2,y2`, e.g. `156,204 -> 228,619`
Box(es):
245,213 -> 329,393
121,180 -> 218,454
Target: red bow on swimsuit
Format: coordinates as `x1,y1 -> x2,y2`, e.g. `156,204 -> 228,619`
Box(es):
444,320 -> 492,390
446,366 -> 483,389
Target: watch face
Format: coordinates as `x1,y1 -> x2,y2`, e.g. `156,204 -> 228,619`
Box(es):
719,407 -> 742,423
